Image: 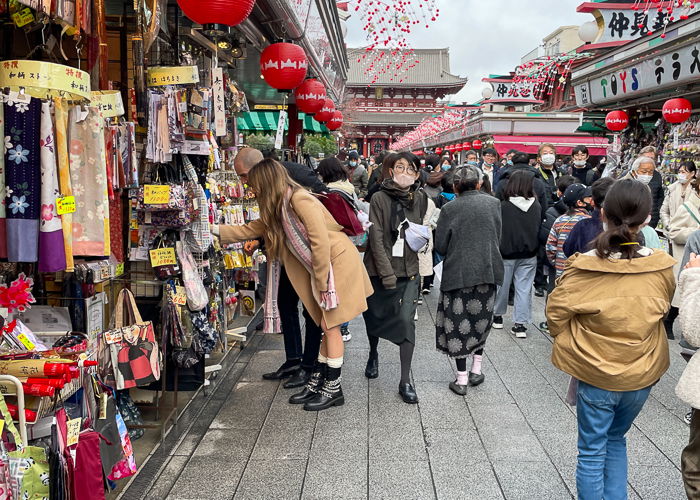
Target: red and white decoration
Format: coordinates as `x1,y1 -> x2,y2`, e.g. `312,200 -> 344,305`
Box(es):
294,79 -> 327,114
605,110 -> 629,131
462,142 -> 471,151
177,0 -> 256,26
260,42 -> 308,90
472,140 -> 483,150
662,97 -> 693,124
314,99 -> 335,123
327,110 -> 344,131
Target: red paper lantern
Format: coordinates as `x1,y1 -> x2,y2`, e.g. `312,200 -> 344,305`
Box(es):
435,147 -> 442,154
662,98 -> 692,124
294,79 -> 327,114
314,99 -> 335,122
462,142 -> 471,150
605,110 -> 629,131
472,140 -> 483,150
327,110 -> 343,131
260,43 -> 308,90
455,143 -> 463,152
177,0 -> 256,26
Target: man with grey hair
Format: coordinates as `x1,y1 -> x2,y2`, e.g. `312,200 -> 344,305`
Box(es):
623,154 -> 665,228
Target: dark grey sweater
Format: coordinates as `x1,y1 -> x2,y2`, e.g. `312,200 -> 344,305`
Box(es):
434,190 -> 504,292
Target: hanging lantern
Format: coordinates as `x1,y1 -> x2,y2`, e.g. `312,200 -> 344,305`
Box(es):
177,0 -> 256,27
327,110 -> 343,131
605,110 -> 629,131
662,98 -> 692,124
260,42 -> 308,90
455,143 -> 463,152
462,141 -> 471,150
435,147 -> 442,155
294,79 -> 327,114
472,139 -> 483,150
314,99 -> 335,122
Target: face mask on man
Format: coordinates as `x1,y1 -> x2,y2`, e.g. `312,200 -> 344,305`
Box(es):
636,174 -> 653,185
349,161 -> 357,167
574,160 -> 587,167
540,154 -> 556,166
467,160 -> 478,166
393,173 -> 416,189
441,164 -> 451,172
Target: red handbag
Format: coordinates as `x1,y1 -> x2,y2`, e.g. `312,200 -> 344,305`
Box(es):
317,192 -> 364,236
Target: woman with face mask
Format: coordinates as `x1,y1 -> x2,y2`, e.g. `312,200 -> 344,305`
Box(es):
362,152 -> 430,404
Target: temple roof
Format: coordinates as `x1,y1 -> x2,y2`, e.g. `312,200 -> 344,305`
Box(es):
348,111 -> 435,126
346,48 -> 468,90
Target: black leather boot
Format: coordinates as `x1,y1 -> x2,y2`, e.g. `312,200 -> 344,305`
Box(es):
365,354 -> 379,379
304,366 -> 344,411
468,372 -> 485,387
398,382 -> 418,404
262,360 -> 301,380
289,364 -> 325,404
284,368 -> 310,389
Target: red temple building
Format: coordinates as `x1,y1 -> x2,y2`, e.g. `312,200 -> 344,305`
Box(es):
343,48 -> 467,157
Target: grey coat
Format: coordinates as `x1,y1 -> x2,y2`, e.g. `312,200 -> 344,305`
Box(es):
434,190 -> 504,292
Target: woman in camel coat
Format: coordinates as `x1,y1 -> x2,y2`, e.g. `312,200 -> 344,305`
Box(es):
215,159 -> 373,411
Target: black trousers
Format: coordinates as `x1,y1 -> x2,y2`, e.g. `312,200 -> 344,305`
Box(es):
278,268 -> 323,371
534,246 -> 549,290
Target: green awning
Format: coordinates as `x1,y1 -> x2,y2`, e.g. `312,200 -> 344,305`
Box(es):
237,111 -> 329,134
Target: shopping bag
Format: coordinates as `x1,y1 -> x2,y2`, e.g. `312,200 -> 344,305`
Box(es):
176,241 -> 208,311
71,431 -> 108,500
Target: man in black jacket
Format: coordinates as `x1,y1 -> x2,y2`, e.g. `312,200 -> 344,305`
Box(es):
234,147 -> 325,388
495,152 -> 547,222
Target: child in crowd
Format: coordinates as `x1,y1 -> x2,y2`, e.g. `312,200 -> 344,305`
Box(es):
546,184 -> 592,278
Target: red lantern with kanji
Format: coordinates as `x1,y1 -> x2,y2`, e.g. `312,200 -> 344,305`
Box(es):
472,139 -> 483,150
605,110 -> 629,131
463,142 -> 471,150
314,99 -> 335,122
662,98 -> 692,124
435,147 -> 442,155
455,143 -> 463,152
327,110 -> 343,131
294,79 -> 326,114
260,43 -> 308,90
177,0 -> 256,26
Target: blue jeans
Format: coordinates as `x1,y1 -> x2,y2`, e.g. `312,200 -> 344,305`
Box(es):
576,381 -> 652,500
494,256 -> 537,324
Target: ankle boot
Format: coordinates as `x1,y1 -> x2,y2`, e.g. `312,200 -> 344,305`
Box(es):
304,366 -> 344,411
289,363 -> 326,404
365,353 -> 379,379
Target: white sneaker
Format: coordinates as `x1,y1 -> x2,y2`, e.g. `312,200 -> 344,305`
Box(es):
492,316 -> 504,329
342,333 -> 352,342
414,309 -> 419,321
511,324 -> 527,339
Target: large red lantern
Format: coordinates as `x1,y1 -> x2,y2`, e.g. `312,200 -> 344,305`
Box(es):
177,0 -> 256,26
472,139 -> 483,150
605,110 -> 629,131
435,147 -> 442,154
662,98 -> 692,124
260,43 -> 308,90
294,79 -> 326,114
314,99 -> 335,122
455,143 -> 463,152
327,110 -> 343,131
462,141 -> 471,150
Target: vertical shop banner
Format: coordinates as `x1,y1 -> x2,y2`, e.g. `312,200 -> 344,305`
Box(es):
274,110 -> 287,150
212,68 -> 226,137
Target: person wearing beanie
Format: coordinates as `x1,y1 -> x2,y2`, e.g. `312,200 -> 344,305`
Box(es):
546,184 -> 593,277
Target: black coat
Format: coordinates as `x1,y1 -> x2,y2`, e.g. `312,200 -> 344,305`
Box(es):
648,170 -> 665,228
500,198 -> 542,260
538,199 -> 568,244
495,163 -> 547,221
282,161 -> 326,193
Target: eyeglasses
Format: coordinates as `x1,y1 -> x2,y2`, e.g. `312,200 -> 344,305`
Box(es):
393,163 -> 418,174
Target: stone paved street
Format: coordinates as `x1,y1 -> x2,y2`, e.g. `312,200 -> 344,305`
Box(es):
136,289 -> 689,500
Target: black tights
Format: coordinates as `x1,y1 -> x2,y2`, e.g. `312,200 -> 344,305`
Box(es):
368,336 -> 415,385
455,349 -> 484,372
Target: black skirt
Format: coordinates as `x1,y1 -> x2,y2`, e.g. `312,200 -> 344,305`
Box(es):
363,275 -> 419,345
436,284 -> 496,358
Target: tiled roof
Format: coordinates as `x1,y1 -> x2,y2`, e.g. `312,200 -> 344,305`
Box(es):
347,48 -> 468,88
347,111 -> 434,126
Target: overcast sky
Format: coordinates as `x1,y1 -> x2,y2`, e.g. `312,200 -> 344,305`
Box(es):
345,0 -> 592,103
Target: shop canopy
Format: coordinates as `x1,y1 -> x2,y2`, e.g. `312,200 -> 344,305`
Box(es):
491,135 -> 609,156
236,111 -> 328,134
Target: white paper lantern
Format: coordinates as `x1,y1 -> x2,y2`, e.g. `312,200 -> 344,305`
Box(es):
482,86 -> 494,99
579,21 -> 599,43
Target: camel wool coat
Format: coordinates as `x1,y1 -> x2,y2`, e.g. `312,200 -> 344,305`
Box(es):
219,189 -> 373,328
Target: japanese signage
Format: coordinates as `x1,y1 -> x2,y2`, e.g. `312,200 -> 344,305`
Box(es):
149,248 -> 177,267
596,8 -> 672,44
56,196 -> 76,215
0,60 -> 91,100
146,66 -> 199,87
212,67 -> 226,137
484,78 -> 541,105
275,110 -> 287,150
574,42 -> 700,106
143,185 -> 171,205
91,90 -> 125,118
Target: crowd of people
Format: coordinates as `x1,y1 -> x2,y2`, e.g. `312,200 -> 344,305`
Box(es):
212,143 -> 700,499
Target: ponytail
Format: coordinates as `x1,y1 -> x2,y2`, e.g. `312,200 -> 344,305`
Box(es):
593,221 -> 642,260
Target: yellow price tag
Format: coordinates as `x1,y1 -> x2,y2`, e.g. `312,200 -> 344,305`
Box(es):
168,286 -> 187,306
0,420 -> 5,435
149,247 -> 177,267
115,262 -> 125,277
16,333 -> 35,350
66,418 -> 81,447
143,185 -> 171,205
12,8 -> 34,27
56,196 -> 76,215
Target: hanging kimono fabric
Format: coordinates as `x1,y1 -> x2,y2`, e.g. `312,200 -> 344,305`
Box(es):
54,98 -> 74,271
39,101 -> 67,272
0,104 -> 7,259
68,106 -> 110,256
4,96 -> 41,262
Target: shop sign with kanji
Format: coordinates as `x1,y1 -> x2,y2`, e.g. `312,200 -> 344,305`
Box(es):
0,60 -> 91,100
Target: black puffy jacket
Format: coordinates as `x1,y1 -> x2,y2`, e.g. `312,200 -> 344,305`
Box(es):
495,163 -> 547,221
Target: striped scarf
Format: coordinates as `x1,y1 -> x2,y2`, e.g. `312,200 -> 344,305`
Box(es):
263,189 -> 339,333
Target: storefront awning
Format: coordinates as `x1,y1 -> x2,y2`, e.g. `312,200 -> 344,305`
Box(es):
236,112 -> 328,134
491,135 -> 610,156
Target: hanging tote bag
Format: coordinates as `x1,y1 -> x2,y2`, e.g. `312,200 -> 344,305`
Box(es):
175,241 -> 208,311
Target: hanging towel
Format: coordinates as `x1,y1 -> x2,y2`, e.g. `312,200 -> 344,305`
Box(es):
38,101 -> 67,272
0,103 -> 7,258
68,106 -> 110,257
4,96 -> 41,262
54,98 -> 74,271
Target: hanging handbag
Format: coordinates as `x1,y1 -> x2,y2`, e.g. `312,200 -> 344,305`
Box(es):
137,208 -> 193,228
71,431 -> 109,500
136,164 -> 188,212
176,241 -> 208,311
149,232 -> 180,280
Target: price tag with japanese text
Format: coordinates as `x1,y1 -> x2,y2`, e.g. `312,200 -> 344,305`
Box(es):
149,247 -> 177,267
143,185 -> 171,205
16,333 -> 35,350
104,329 -> 123,344
168,286 -> 187,306
66,418 -> 81,446
56,196 -> 76,215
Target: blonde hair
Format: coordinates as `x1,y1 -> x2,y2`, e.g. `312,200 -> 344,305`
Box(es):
247,159 -> 303,259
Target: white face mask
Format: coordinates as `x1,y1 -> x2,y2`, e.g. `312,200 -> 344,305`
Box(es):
574,160 -> 587,167
679,173 -> 691,184
541,154 -> 556,166
393,173 -> 416,189
636,174 -> 653,185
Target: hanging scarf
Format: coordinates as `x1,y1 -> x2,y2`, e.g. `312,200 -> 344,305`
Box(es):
263,189 -> 339,333
54,98 -> 75,271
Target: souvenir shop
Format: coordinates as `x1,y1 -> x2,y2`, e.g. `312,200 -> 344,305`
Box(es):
571,10 -> 700,182
0,0 -> 346,497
